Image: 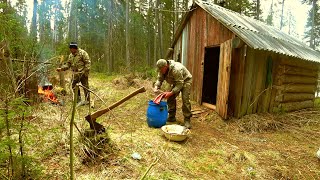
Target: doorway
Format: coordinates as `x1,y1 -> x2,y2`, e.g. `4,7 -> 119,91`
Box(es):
202,46 -> 220,105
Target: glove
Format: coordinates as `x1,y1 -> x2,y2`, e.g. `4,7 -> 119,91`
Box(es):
153,87 -> 160,94
163,91 -> 174,99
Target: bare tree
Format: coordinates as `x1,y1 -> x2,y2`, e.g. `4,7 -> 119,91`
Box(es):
280,0 -> 285,30
256,0 -> 260,20
30,0 -> 38,42
310,0 -> 317,49
126,0 -> 130,70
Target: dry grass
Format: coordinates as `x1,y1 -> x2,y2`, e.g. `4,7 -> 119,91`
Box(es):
231,109 -> 320,133
25,72 -> 320,179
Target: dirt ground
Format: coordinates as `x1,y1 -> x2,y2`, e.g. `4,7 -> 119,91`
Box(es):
31,73 -> 320,179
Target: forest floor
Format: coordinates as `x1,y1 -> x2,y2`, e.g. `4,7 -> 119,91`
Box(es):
30,72 -> 320,179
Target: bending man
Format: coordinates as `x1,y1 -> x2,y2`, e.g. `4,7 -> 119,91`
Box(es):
154,59 -> 193,128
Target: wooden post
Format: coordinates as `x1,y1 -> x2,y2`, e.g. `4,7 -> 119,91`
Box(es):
69,85 -> 78,180
59,55 -> 66,89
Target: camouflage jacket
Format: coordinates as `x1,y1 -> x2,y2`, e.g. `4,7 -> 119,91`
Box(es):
155,60 -> 192,94
61,48 -> 91,75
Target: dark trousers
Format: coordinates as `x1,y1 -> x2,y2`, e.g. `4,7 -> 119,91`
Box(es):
167,80 -> 192,121
72,73 -> 90,102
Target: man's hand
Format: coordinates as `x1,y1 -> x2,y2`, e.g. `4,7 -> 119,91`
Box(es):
153,87 -> 160,94
56,68 -> 62,72
163,91 -> 174,99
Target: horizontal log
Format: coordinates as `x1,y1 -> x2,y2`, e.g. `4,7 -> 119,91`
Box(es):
278,65 -> 318,77
276,74 -> 317,84
277,100 -> 314,112
202,102 -> 216,110
282,84 -> 316,93
280,57 -> 319,70
275,93 -> 315,102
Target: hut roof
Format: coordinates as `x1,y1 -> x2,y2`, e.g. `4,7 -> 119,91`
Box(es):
175,0 -> 320,63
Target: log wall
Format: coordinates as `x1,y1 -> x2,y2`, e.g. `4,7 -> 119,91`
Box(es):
229,48 -> 281,118
273,56 -> 319,112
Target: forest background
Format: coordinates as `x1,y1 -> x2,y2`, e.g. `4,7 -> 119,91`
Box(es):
1,0 -> 319,76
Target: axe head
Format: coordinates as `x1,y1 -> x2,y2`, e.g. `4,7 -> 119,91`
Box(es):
85,115 -> 105,134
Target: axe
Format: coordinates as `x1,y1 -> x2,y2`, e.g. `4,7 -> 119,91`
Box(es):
85,86 -> 146,133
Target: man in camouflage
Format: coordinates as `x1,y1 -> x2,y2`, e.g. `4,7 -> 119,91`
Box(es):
57,42 -> 91,106
154,59 -> 193,128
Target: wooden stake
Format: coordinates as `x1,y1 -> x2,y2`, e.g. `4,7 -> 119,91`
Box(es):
69,85 -> 78,180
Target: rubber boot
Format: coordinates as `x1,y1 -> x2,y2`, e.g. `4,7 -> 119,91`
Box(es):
167,116 -> 177,122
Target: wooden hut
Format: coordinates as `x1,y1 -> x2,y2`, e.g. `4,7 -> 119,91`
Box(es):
169,0 -> 320,119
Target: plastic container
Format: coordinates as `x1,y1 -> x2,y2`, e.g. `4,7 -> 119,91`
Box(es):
146,100 -> 168,128
161,124 -> 190,141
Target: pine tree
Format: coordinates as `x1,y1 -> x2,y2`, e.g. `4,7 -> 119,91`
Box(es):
266,0 -> 274,25
303,0 -> 319,49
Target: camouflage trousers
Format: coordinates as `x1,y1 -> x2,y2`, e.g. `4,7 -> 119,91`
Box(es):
72,73 -> 90,102
167,79 -> 192,121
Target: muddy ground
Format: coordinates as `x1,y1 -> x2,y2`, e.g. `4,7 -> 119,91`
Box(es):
31,73 -> 320,179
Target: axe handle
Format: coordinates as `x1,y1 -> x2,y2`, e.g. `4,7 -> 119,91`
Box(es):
86,86 -> 146,121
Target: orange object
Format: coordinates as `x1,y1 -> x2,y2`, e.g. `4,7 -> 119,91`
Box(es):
153,92 -> 166,105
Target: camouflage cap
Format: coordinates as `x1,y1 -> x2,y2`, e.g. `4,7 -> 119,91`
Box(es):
156,59 -> 167,70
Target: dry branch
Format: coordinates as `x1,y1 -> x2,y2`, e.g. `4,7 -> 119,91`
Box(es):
140,157 -> 160,180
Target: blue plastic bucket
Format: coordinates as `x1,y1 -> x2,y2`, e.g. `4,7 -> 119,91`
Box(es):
146,100 -> 168,128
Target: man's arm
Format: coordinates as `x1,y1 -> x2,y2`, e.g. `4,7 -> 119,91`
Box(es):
82,51 -> 91,74
171,70 -> 184,94
57,54 -> 71,71
154,72 -> 165,89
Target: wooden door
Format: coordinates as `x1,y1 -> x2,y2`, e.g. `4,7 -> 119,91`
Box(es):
216,39 -> 232,119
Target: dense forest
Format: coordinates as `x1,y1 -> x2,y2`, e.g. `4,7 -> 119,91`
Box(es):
1,0 -> 320,179
1,0 -> 319,74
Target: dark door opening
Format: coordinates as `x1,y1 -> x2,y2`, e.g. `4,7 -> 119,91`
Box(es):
202,46 -> 220,105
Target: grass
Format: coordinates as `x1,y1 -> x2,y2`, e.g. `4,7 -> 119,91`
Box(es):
13,72 -> 320,179
315,97 -> 320,108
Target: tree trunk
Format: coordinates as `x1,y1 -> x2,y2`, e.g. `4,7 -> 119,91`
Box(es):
4,98 -> 14,178
125,0 -> 130,70
19,115 -> 26,179
280,0 -> 285,30
31,0 -> 37,41
154,0 -> 159,63
159,12 -> 163,58
174,0 -> 178,42
69,86 -> 78,180
59,56 -> 66,88
68,0 -> 78,41
107,1 -> 114,73
256,0 -> 260,20
310,0 -> 316,49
